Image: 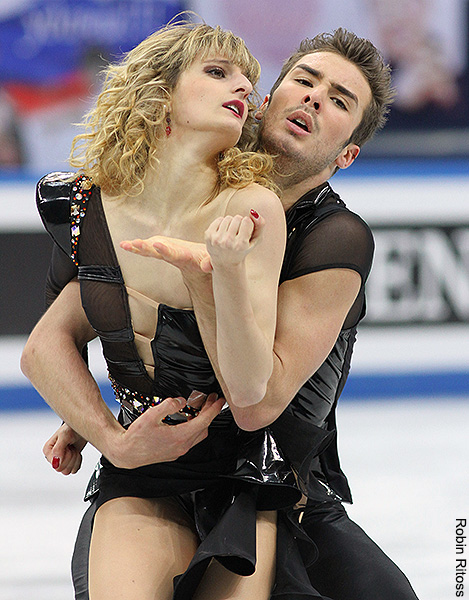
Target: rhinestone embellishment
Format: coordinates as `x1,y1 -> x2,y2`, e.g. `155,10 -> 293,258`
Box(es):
108,374 -> 164,415
70,174 -> 93,265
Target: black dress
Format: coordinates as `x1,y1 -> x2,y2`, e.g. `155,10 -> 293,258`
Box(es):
37,172 -> 331,599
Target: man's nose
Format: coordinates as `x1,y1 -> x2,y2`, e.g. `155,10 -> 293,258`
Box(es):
302,89 -> 322,111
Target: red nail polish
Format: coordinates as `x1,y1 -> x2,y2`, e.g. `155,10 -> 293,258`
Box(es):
52,456 -> 60,469
250,209 -> 259,219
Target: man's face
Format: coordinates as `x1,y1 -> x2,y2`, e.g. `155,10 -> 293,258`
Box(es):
259,51 -> 372,184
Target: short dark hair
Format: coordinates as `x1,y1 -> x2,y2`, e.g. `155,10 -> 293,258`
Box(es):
269,28 -> 395,147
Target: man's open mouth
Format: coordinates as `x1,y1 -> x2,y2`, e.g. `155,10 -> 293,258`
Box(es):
287,111 -> 312,133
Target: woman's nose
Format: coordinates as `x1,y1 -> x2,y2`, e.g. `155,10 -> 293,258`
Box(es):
234,75 -> 253,98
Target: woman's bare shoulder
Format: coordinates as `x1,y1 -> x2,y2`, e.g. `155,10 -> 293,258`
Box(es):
225,183 -> 283,219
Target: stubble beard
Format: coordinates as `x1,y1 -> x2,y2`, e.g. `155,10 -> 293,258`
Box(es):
259,113 -> 343,191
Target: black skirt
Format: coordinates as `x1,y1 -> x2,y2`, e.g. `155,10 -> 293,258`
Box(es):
74,410 -> 330,599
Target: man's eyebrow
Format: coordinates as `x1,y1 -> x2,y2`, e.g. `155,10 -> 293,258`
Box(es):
294,64 -> 359,106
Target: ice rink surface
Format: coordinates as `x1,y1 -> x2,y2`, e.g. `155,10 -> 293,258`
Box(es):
1,398 -> 468,600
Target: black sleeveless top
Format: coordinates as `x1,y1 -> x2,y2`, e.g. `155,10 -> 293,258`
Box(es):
37,172 -> 221,402
36,172 -> 306,506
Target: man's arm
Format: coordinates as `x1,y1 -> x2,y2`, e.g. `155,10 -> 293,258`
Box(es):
21,279 -> 224,469
185,267 -> 361,430
120,230 -> 361,430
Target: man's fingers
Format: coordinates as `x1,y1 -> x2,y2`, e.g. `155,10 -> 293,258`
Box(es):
120,239 -> 164,259
197,395 -> 225,424
144,397 -> 186,423
186,390 -> 207,410
200,256 -> 213,272
152,241 -> 173,257
120,239 -> 146,254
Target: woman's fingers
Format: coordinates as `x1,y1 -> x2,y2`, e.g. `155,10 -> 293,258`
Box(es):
249,209 -> 265,243
43,424 -> 87,475
120,239 -> 164,259
206,214 -> 258,244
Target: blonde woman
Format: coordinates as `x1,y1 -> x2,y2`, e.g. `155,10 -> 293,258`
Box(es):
22,21 -> 303,600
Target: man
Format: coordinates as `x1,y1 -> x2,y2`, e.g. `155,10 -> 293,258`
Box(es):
155,29 -> 418,600
22,28 -> 418,599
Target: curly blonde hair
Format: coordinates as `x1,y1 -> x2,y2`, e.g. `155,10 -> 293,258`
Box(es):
69,21 -> 276,196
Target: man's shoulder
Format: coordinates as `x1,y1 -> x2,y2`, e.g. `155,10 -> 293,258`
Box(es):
310,183 -> 372,236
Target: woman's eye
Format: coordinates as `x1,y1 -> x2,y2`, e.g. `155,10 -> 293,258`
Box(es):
207,67 -> 225,78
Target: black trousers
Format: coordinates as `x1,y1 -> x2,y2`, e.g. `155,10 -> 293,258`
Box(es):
299,501 -> 419,600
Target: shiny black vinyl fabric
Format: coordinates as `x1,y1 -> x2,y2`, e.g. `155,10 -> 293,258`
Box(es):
37,173 -> 329,599
152,304 -> 222,399
273,183 -> 375,504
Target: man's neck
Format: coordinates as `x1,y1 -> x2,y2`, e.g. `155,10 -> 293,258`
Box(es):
275,173 -> 330,211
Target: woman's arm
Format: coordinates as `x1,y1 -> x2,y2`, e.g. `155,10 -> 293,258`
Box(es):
204,198 -> 283,406
122,184 -> 286,408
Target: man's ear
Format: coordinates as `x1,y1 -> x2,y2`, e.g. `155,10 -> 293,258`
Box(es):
335,143 -> 360,170
254,95 -> 270,120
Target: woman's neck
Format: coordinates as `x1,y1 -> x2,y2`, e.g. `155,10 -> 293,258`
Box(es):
139,138 -> 221,218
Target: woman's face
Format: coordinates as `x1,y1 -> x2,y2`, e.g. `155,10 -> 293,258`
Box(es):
169,55 -> 254,150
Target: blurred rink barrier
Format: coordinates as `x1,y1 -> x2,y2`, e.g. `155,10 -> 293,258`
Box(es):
1,159 -> 468,410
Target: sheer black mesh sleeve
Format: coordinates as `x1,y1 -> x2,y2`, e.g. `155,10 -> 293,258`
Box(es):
284,210 -> 374,330
45,243 -> 78,308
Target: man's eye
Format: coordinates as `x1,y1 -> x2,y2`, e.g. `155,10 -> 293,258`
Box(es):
296,78 -> 313,87
207,67 -> 225,78
333,98 -> 347,110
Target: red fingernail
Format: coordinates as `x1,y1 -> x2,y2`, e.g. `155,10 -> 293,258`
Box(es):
250,209 -> 259,219
52,456 -> 60,469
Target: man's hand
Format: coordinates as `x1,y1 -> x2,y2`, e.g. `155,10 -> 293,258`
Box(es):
120,211 -> 264,273
44,394 -> 225,472
43,423 -> 87,475
107,393 -> 225,469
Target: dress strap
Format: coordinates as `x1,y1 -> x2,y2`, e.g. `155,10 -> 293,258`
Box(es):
223,187 -> 241,212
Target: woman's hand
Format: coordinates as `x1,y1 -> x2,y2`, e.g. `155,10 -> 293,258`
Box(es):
43,423 -> 88,475
120,210 -> 264,273
205,211 -> 265,269
120,236 -> 213,273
